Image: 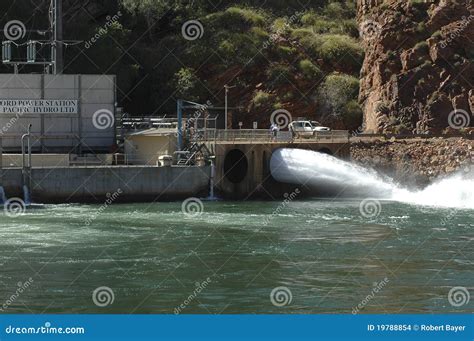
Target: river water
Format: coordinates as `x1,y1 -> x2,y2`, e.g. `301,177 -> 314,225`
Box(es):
0,199 -> 472,314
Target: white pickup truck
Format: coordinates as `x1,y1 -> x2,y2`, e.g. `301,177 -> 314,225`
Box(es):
288,120 -> 331,138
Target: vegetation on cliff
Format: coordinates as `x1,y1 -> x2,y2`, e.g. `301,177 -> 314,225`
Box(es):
1,0 -> 472,133
0,0 -> 362,129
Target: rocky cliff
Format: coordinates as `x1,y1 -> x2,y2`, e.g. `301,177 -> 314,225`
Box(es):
351,137 -> 474,186
357,0 -> 474,134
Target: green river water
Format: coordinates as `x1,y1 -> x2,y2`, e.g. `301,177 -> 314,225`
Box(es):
0,199 -> 472,314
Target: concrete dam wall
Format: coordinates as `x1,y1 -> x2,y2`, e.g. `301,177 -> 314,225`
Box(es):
1,166 -> 210,203
210,141 -> 350,199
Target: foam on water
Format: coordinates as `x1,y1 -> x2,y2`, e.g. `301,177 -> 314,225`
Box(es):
391,175 -> 474,209
270,148 -> 474,209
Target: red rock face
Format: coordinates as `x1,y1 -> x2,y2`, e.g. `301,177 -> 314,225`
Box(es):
357,0 -> 474,133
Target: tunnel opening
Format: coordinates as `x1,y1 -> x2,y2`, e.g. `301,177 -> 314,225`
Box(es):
318,147 -> 333,155
224,149 -> 248,184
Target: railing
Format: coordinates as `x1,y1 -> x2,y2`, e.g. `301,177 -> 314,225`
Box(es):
205,129 -> 350,143
118,117 -> 179,130
214,129 -> 272,142
313,130 -> 350,141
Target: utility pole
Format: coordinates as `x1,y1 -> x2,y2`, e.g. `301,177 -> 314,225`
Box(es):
224,84 -> 235,130
51,0 -> 63,74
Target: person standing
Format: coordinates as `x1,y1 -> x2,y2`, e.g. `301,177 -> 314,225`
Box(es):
270,123 -> 279,140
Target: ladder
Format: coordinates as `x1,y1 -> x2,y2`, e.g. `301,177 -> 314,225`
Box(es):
176,142 -> 212,166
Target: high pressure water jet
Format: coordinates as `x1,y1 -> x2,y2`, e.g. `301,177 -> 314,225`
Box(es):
270,148 -> 474,209
270,148 -> 396,198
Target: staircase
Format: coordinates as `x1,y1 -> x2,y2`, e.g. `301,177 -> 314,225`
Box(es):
175,143 -> 212,166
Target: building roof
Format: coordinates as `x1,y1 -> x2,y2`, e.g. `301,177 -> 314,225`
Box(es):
127,128 -> 177,137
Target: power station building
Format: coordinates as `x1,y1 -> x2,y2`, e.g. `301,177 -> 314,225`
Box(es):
0,73 -> 116,153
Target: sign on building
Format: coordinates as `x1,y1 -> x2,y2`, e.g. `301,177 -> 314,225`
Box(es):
0,99 -> 78,114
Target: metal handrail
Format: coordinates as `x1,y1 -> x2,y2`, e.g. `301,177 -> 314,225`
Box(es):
207,129 -> 349,143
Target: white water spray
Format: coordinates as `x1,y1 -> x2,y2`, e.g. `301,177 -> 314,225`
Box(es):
270,148 -> 474,209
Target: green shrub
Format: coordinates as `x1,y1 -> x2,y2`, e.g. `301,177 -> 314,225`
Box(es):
251,26 -> 269,39
226,7 -> 266,26
341,19 -> 359,38
205,6 -> 266,31
271,18 -> 292,34
252,91 -> 273,108
306,17 -> 339,34
414,41 -> 429,53
300,11 -> 357,36
298,59 -> 323,81
266,63 -> 291,86
281,91 -> 294,101
301,11 -> 318,26
277,46 -> 296,59
432,30 -> 442,39
318,73 -> 360,116
216,32 -> 266,65
317,34 -> 364,69
416,22 -> 427,34
173,68 -> 198,98
291,28 -> 314,40
343,100 -> 363,130
324,2 -> 346,19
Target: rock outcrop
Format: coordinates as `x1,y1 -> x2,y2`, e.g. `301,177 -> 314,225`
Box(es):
357,0 -> 474,133
351,137 -> 474,186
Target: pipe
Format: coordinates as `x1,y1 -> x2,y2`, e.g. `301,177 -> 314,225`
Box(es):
177,99 -> 183,151
21,124 -> 32,169
21,124 -> 32,204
